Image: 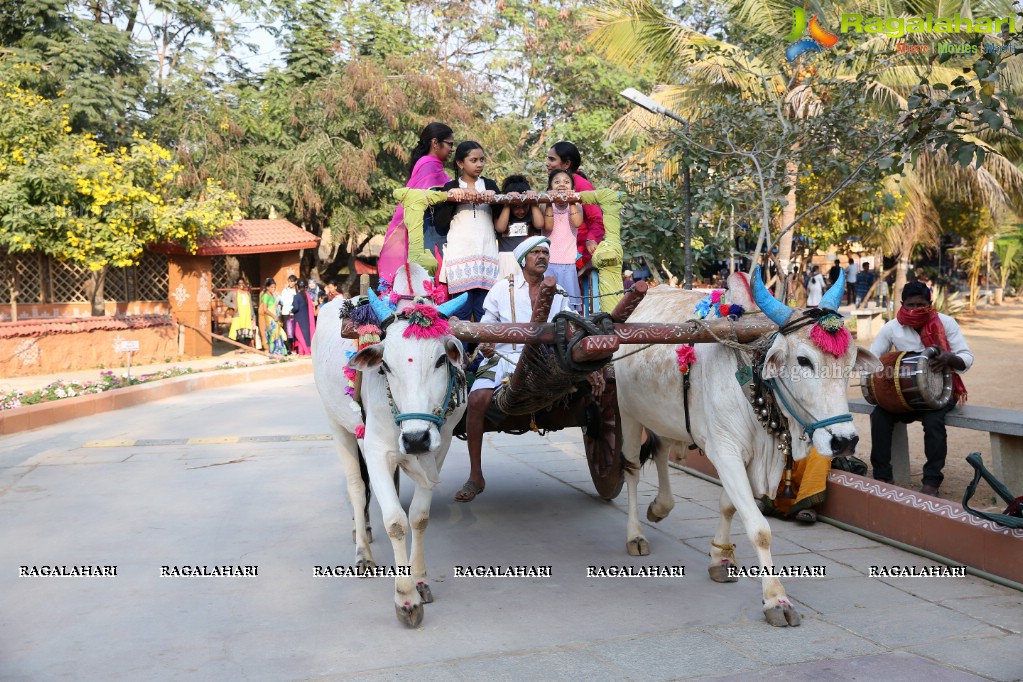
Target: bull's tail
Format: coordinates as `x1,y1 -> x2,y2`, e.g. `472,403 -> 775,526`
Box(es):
639,431 -> 661,466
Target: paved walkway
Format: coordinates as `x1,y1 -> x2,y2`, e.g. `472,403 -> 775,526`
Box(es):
1,373 -> 1021,681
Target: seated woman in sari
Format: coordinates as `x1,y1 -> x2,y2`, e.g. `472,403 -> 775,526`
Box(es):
291,278 -> 317,355
224,277 -> 256,347
259,278 -> 289,356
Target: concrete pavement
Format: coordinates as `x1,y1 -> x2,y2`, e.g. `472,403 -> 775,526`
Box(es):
1,372 -> 1021,681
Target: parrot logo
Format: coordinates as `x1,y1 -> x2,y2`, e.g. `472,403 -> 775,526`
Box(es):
784,7 -> 839,62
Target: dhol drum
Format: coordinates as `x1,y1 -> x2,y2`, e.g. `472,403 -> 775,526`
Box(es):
861,346 -> 953,413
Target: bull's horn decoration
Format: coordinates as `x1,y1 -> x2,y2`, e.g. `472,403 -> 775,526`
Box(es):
751,265 -> 793,326
367,288 -> 394,325
819,267 -> 846,312
436,293 -> 469,319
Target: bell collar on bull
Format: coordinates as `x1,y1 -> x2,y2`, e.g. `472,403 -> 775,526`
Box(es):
746,266 -> 855,486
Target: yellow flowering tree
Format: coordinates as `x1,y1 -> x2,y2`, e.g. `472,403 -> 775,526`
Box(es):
0,72 -> 241,316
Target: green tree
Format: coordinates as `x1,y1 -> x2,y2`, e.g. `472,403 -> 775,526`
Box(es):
588,0 -> 1023,294
0,73 -> 241,316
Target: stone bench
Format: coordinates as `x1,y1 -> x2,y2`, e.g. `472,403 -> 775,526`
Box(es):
848,397 -> 1023,493
848,307 -> 886,343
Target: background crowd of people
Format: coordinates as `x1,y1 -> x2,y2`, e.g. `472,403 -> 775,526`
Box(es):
219,273 -> 345,357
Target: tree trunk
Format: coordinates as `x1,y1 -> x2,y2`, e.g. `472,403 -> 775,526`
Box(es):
3,252 -> 19,322
775,157 -> 799,276
893,255 -> 910,315
86,268 -> 108,317
225,256 -> 240,285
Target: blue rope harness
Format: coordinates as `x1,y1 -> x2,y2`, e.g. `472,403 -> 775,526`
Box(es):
764,377 -> 852,438
388,361 -> 465,428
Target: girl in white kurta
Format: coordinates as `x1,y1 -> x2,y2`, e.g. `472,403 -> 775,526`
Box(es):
434,141 -> 500,321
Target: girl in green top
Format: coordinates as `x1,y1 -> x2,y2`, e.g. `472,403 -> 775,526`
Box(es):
259,278 -> 289,356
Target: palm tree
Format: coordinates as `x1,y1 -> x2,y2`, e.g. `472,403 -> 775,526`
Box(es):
588,0 -> 1023,292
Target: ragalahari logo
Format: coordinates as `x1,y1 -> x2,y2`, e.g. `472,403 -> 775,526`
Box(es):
784,8 -> 839,62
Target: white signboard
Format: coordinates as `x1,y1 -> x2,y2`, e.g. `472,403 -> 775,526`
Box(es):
118,340 -> 140,353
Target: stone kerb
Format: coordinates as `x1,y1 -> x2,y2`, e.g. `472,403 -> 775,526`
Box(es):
0,361 -> 312,435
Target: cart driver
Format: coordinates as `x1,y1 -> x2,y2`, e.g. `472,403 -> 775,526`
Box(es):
455,236 -> 570,502
869,282 -> 972,498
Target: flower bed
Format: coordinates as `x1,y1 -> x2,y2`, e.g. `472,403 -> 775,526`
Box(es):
0,358 -> 291,412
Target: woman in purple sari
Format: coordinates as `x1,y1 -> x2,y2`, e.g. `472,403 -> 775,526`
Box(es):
378,122 -> 455,284
291,279 -> 317,355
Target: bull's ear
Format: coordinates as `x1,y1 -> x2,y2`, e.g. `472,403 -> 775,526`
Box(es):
760,335 -> 787,379
853,346 -> 882,374
444,338 -> 464,366
349,345 -> 384,371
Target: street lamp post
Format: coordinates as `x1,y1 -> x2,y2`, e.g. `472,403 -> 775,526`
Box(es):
620,88 -> 694,290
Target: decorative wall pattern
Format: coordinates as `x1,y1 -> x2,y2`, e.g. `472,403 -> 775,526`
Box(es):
829,471 -> 1023,538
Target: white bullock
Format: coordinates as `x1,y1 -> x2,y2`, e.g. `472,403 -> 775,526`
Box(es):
613,267 -> 879,626
313,264 -> 467,627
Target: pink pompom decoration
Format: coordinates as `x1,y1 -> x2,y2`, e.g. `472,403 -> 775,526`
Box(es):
402,304 -> 450,339
354,425 -> 365,439
676,345 -> 697,373
809,323 -> 851,358
422,279 -> 449,304
710,290 -> 723,304
388,291 -> 401,305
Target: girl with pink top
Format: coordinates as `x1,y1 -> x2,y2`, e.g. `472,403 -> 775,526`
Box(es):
545,142 -> 604,270
543,169 -> 584,310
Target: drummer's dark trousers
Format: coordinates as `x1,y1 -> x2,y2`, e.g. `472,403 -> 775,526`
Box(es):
869,401 -> 957,487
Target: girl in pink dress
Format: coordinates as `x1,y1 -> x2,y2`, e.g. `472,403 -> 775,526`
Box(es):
542,169 -> 584,310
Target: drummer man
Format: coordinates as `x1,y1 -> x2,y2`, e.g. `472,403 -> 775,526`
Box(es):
869,282 -> 973,497
454,235 -> 570,503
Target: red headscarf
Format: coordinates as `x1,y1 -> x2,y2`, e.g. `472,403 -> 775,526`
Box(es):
897,305 -> 967,404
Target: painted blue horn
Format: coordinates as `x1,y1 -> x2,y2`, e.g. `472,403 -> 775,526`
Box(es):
436,292 -> 469,319
367,288 -> 394,325
819,267 -> 845,312
751,265 -> 794,326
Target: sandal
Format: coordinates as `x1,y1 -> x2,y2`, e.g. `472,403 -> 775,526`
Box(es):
795,509 -> 817,524
454,480 -> 485,503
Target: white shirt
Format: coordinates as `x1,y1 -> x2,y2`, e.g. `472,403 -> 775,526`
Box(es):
481,272 -> 570,368
806,274 -> 825,307
278,286 -> 297,315
846,262 -> 859,283
870,313 -> 974,373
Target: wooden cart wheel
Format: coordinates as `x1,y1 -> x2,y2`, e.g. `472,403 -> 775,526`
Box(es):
583,377 -> 625,500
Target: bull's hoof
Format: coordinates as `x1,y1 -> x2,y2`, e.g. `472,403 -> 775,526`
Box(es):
646,504 -> 671,523
626,537 -> 650,556
708,562 -> 738,583
764,600 -> 801,627
416,581 -> 434,604
352,527 -> 373,544
395,601 -> 424,628
356,559 -> 377,576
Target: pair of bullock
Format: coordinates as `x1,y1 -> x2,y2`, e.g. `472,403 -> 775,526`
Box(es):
313,264 -> 877,627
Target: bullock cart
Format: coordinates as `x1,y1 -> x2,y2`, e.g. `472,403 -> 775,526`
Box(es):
322,189 -> 795,627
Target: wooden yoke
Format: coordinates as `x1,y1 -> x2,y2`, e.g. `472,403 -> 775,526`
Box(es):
335,280 -> 773,351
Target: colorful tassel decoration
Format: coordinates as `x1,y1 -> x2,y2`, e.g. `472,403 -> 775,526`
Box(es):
403,304 -> 450,339
676,345 -> 697,373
